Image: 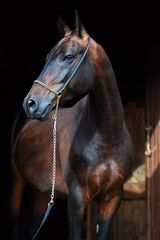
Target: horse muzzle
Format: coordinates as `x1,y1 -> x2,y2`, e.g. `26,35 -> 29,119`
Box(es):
23,95 -> 53,121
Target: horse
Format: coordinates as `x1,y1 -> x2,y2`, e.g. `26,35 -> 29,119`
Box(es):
10,11 -> 133,240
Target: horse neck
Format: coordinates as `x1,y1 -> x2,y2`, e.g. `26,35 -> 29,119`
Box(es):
87,42 -> 124,145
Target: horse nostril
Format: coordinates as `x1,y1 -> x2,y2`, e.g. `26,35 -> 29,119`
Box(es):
27,98 -> 38,113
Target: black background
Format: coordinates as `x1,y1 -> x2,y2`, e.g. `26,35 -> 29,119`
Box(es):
1,2 -> 159,239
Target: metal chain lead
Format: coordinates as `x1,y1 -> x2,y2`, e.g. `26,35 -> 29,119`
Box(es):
34,80 -> 61,206
49,95 -> 61,206
49,118 -> 57,205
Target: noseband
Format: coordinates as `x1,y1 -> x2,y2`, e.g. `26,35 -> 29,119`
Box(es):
34,35 -> 90,96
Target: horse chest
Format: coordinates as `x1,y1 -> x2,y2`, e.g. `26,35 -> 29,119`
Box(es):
68,132 -> 116,196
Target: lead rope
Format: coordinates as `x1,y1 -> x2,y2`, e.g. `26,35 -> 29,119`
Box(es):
32,94 -> 61,240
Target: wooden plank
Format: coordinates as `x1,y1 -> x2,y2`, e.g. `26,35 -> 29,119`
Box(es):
123,182 -> 145,199
146,47 -> 160,240
124,100 -> 146,181
110,200 -> 146,240
123,100 -> 146,199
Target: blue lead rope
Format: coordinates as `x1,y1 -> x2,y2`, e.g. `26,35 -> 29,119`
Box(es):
32,203 -> 54,240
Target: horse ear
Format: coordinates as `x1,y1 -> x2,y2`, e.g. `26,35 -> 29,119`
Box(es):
57,16 -> 71,37
75,10 -> 88,40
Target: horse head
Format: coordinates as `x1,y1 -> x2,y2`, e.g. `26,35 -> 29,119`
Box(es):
23,11 -> 95,120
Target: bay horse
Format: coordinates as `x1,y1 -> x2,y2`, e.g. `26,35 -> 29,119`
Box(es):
10,12 -> 133,240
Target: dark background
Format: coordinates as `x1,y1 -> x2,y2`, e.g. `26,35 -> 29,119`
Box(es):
1,2 -> 159,239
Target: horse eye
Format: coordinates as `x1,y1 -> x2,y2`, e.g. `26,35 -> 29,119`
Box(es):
64,54 -> 74,61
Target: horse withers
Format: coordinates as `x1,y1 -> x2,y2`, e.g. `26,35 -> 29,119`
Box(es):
11,12 -> 133,240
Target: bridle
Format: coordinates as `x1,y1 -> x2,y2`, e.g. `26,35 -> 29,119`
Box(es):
32,35 -> 90,240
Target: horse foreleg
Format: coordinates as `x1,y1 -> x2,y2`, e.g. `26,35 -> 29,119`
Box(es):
97,189 -> 122,240
67,184 -> 87,240
10,168 -> 26,239
26,188 -> 50,239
